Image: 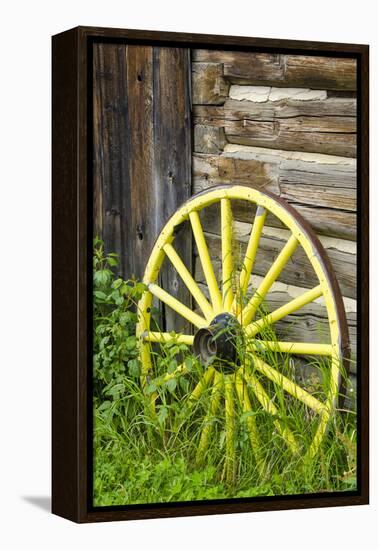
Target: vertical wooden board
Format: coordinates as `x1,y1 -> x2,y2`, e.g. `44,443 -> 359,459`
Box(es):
93,44 -> 192,329
153,47 -> 192,332
93,44 -> 156,281
93,43 -> 128,275
123,45 -> 155,280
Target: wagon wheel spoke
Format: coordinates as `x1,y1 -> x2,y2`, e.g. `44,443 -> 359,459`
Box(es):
147,283 -> 207,329
248,341 -> 333,356
307,412 -> 330,460
143,331 -> 194,346
224,375 -> 236,484
196,371 -> 223,466
235,206 -> 267,314
252,355 -> 328,415
235,370 -> 265,475
163,243 -> 214,322
221,198 -> 234,312
189,210 -> 222,313
245,284 -> 323,338
239,234 -> 299,326
189,366 -> 215,402
243,368 -> 299,454
162,363 -> 188,383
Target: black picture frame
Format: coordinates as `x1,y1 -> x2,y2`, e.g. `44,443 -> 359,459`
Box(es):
52,26 -> 369,523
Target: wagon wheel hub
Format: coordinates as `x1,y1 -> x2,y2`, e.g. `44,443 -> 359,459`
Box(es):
193,313 -> 242,371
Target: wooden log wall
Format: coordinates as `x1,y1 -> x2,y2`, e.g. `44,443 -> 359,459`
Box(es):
191,49 -> 357,404
92,45 -> 357,405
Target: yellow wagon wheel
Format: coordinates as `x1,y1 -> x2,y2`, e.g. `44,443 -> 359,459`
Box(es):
136,184 -> 349,481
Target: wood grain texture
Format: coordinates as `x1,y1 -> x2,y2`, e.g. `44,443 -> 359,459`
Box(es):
193,152 -> 279,192
194,228 -> 356,299
93,44 -> 192,332
194,98 -> 356,157
125,46 -> 155,279
193,50 -> 357,90
193,151 -> 357,239
192,62 -> 229,105
194,124 -> 227,154
93,44 -> 154,279
153,47 -> 192,332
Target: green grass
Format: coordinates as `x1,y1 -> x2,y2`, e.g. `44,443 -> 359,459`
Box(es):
93,370 -> 357,506
92,238 -> 357,507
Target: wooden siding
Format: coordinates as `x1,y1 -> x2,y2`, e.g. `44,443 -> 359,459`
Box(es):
93,44 -> 192,331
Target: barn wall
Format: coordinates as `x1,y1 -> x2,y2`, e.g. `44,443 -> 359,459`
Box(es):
191,50 -> 357,404
92,44 -> 192,332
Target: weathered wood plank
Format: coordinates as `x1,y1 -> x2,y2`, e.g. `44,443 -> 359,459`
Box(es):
193,153 -> 279,193
279,159 -> 356,210
124,45 -> 155,280
153,48 -> 192,332
285,55 -> 357,92
193,189 -> 356,242
192,62 -> 229,105
195,98 -> 357,122
193,149 -> 357,238
193,51 -> 357,90
226,123 -> 356,158
93,43 -> 155,279
194,224 -> 356,299
193,51 -> 286,85
93,44 -> 192,332
278,204 -> 356,242
194,98 -> 357,157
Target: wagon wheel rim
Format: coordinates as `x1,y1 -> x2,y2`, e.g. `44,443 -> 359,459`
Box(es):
136,184 -> 350,482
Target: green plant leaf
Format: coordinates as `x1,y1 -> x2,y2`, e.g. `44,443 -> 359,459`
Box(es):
94,269 -> 112,287
107,257 -> 118,266
157,406 -> 168,426
166,378 -> 177,393
94,290 -> 108,301
128,359 -> 140,377
126,336 -> 137,351
168,359 -> 178,373
179,376 -> 189,394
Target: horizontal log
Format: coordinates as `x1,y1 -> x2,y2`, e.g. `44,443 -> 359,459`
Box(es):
226,123 -> 356,158
193,148 -> 357,238
193,51 -> 357,90
193,222 -> 356,299
195,98 -> 357,123
194,193 -> 356,243
279,160 -> 356,210
193,152 -> 280,193
194,98 -> 357,157
192,62 -> 229,105
281,204 -> 356,242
